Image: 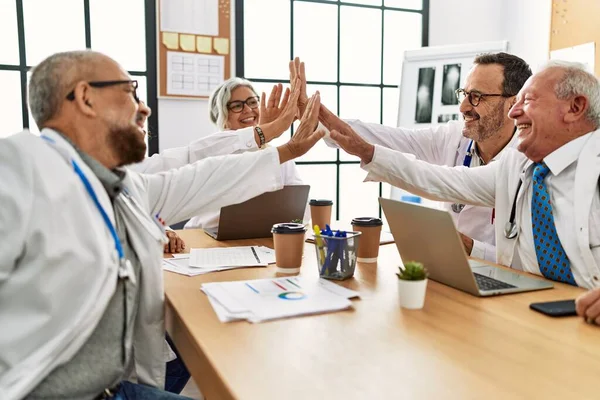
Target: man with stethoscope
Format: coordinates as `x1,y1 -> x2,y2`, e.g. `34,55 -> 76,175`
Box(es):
333,61 -> 600,322
321,52 -> 532,262
0,50 -> 324,400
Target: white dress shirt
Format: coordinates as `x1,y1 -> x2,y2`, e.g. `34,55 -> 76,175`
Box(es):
363,130 -> 600,289
327,119 -> 518,262
132,127 -> 305,229
514,133 -> 600,279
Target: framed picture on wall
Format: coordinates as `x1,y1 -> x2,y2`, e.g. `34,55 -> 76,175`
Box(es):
396,41 -> 508,129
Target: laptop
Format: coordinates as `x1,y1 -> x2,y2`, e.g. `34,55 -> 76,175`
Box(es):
205,185 -> 310,241
379,197 -> 553,296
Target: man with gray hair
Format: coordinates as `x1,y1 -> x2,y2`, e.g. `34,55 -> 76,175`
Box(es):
316,52 -> 532,262
331,60 -> 600,319
0,50 -> 324,399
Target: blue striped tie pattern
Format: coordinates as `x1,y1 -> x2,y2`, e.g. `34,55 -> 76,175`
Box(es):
531,163 -> 577,285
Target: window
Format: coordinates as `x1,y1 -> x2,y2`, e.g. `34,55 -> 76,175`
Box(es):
0,0 -> 159,155
236,0 -> 429,222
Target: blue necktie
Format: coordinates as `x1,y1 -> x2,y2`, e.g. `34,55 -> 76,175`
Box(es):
530,163 -> 577,285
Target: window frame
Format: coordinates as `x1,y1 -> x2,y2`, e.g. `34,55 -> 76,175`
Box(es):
0,0 -> 160,154
235,0 -> 430,220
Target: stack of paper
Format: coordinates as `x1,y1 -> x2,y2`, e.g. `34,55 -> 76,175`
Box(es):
163,246 -> 276,276
202,277 -> 359,323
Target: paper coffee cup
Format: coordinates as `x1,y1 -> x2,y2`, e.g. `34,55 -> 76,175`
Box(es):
309,199 -> 333,230
351,217 -> 383,263
272,223 -> 307,274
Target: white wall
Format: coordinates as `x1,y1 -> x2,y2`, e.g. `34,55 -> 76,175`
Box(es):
157,0 -> 552,152
429,0 -> 551,72
429,0 -> 507,47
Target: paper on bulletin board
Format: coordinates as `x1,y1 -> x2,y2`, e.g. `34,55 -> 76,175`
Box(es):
160,0 -> 218,36
166,51 -> 224,97
162,32 -> 179,50
213,38 -> 229,55
550,42 -> 595,74
179,34 -> 196,51
196,36 -> 212,53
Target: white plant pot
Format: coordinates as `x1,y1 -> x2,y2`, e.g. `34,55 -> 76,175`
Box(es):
397,278 -> 428,309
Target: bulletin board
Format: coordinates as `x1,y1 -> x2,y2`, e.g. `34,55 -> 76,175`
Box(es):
396,41 -> 508,129
157,0 -> 232,99
549,0 -> 600,77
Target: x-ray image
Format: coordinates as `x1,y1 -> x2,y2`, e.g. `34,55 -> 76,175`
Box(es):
437,113 -> 459,123
415,67 -> 435,123
441,64 -> 461,105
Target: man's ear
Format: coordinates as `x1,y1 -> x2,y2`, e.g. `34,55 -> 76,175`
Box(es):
72,82 -> 96,117
565,95 -> 589,123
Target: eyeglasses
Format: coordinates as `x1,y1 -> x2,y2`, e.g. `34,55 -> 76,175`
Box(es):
66,80 -> 139,103
227,96 -> 259,113
455,88 -> 511,107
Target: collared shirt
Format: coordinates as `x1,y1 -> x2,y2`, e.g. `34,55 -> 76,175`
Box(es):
514,132 -> 600,286
339,119 -> 517,262
363,130 -> 600,289
131,127 -> 305,229
29,135 -> 141,399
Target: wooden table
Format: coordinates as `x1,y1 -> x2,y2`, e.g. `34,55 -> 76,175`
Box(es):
164,229 -> 599,400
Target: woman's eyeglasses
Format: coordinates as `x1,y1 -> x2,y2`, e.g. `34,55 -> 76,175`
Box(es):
227,96 -> 260,113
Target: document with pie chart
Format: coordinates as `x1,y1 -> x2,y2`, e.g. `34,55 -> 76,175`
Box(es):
202,277 -> 357,323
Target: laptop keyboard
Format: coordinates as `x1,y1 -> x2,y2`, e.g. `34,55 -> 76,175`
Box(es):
473,272 -> 517,291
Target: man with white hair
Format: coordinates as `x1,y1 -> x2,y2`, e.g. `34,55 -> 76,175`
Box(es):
315,53 -> 532,262
330,60 -> 600,322
0,50 -> 324,399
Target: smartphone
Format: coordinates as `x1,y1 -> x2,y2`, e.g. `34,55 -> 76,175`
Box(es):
530,299 -> 577,317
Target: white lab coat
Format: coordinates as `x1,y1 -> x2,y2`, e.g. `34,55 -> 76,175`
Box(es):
0,129 -> 284,400
326,119 -> 518,262
132,127 -> 305,228
363,130 -> 600,289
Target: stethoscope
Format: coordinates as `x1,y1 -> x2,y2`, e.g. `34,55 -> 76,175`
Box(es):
451,138 -> 522,239
451,140 -> 475,214
504,179 -> 523,239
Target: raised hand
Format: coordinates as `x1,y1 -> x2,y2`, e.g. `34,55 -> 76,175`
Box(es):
289,57 -> 308,118
329,122 -> 375,164
259,83 -> 291,126
319,103 -> 347,132
256,79 -> 300,143
277,92 -> 325,163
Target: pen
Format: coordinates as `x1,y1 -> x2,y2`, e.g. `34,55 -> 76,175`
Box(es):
314,225 -> 326,266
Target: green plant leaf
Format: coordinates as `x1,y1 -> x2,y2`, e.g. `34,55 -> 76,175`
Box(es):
397,261 -> 428,281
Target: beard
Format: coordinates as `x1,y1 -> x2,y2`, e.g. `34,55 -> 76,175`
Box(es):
463,99 -> 506,142
107,121 -> 147,167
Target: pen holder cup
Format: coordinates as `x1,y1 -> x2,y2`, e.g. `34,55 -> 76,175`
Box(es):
313,232 -> 361,280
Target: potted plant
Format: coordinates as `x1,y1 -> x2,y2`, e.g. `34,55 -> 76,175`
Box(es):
397,261 -> 428,309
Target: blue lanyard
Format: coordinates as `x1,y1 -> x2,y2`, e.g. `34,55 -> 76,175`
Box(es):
41,135 -> 124,261
72,160 -> 124,260
463,140 -> 474,167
